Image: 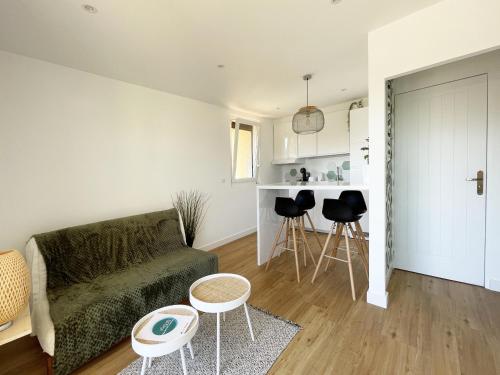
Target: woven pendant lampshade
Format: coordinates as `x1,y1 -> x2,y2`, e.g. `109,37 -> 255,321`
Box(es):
292,74 -> 325,135
0,250 -> 30,331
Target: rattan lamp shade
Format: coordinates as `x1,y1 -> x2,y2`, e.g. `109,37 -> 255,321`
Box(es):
292,74 -> 325,135
0,250 -> 30,330
292,105 -> 325,134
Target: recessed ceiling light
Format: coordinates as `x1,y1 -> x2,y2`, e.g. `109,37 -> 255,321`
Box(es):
217,64 -> 225,68
82,4 -> 98,14
341,88 -> 347,92
331,0 -> 343,4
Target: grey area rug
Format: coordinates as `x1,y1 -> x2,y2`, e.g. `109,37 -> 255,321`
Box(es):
119,305 -> 300,374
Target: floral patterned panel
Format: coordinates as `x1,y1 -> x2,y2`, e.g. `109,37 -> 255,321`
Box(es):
386,80 -> 394,272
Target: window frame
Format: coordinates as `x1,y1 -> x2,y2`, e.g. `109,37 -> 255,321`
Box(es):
230,119 -> 260,183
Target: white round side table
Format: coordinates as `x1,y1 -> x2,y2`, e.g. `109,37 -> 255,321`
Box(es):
131,305 -> 199,375
189,273 -> 254,375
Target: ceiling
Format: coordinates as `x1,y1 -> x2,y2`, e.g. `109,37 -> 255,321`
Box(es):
0,0 -> 442,118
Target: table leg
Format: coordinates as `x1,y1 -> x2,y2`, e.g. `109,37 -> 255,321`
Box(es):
180,347 -> 187,375
216,312 -> 221,375
188,341 -> 194,359
140,357 -> 147,375
148,357 -> 152,368
223,311 -> 226,322
243,303 -> 255,341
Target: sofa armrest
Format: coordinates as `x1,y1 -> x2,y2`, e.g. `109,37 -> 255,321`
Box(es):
25,237 -> 55,356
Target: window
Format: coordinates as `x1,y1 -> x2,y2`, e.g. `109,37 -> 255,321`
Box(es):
230,120 -> 259,182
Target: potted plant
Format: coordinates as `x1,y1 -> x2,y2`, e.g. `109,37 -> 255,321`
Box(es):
172,190 -> 209,247
360,138 -> 369,185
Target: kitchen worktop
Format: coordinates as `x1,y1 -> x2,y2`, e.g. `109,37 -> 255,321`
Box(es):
257,181 -> 369,190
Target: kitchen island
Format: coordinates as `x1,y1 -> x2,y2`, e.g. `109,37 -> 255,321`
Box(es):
256,182 -> 369,265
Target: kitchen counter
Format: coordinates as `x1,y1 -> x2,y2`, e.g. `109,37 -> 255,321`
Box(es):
257,181 -> 369,190
256,182 -> 369,265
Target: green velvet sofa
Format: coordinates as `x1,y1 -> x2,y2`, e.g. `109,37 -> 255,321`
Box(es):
28,209 -> 218,375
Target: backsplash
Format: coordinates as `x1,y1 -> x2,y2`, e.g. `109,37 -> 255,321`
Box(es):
280,154 -> 350,183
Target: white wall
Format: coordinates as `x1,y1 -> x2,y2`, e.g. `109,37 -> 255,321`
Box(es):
368,0 -> 500,307
0,50 -> 279,253
392,49 -> 500,292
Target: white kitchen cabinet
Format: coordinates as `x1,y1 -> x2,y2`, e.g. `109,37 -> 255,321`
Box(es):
273,107 -> 359,162
273,121 -> 298,161
349,107 -> 369,184
317,109 -> 349,156
297,133 -> 317,157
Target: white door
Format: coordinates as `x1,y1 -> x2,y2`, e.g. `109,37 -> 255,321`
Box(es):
393,75 -> 487,286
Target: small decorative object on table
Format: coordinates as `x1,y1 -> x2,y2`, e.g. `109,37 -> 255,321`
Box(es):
189,273 -> 254,375
172,190 -> 209,247
132,305 -> 199,375
0,249 -> 30,332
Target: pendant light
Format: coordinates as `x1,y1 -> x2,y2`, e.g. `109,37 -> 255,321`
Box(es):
292,74 -> 325,134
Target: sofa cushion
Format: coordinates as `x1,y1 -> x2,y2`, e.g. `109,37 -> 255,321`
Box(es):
48,247 -> 218,375
34,209 -> 186,289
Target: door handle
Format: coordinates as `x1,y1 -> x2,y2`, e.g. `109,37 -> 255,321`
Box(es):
466,170 -> 484,195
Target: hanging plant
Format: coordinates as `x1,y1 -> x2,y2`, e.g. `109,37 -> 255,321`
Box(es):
361,137 -> 369,164
172,190 -> 209,247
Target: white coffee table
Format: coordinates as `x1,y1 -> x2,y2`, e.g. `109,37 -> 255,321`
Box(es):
189,273 -> 254,375
131,305 -> 199,375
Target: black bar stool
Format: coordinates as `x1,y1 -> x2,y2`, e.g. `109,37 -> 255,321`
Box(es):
339,190 -> 369,276
265,197 -> 317,283
294,190 -> 324,251
311,199 -> 362,300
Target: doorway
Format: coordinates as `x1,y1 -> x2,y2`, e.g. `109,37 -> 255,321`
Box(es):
392,75 -> 487,286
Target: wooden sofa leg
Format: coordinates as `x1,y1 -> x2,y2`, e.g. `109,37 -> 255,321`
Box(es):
45,354 -> 54,375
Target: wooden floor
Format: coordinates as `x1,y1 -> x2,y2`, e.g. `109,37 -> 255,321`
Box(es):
1,232 -> 500,375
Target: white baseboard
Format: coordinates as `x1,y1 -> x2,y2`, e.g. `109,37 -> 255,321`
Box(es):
198,227 -> 256,251
488,278 -> 500,292
366,289 -> 389,309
